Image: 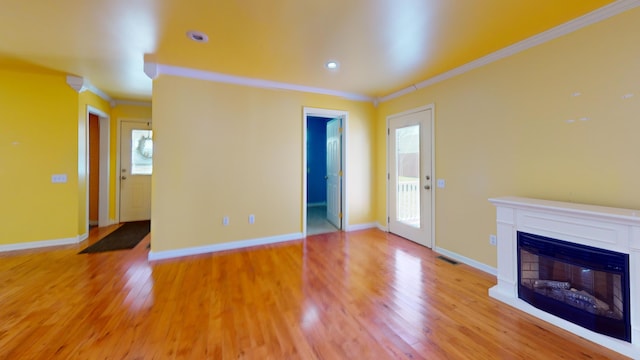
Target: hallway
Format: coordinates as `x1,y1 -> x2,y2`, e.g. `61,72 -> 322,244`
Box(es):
306,205 -> 338,236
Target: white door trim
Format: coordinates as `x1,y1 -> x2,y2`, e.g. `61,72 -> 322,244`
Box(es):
86,106 -> 112,228
116,118 -> 152,223
302,107 -> 348,236
386,104 -> 436,248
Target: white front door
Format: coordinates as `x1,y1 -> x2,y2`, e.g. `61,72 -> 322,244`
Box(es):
120,120 -> 152,222
388,108 -> 433,247
326,118 -> 342,229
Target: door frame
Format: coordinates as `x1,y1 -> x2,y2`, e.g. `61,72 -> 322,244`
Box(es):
302,107 -> 348,236
86,106 -> 111,228
386,104 -> 436,248
116,118 -> 152,223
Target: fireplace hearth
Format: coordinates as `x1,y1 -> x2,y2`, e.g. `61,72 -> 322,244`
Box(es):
489,197 -> 640,358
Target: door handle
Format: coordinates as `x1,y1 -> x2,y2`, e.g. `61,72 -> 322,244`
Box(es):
121,176 -> 127,180
424,185 -> 430,190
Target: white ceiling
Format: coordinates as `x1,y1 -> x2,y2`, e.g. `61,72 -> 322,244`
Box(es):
0,0 -> 623,101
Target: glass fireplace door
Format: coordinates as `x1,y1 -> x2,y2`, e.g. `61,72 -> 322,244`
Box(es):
517,231 -> 630,342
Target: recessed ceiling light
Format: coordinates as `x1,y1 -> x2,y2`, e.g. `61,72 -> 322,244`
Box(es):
187,31 -> 209,43
325,60 -> 339,70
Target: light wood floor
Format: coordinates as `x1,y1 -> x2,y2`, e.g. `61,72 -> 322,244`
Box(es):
0,227 -> 627,359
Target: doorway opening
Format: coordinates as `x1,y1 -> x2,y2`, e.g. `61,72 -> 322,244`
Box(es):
89,113 -> 100,227
303,108 -> 348,236
86,106 -> 110,230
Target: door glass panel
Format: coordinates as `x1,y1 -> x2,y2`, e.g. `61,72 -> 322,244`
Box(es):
395,125 -> 420,228
131,129 -> 153,175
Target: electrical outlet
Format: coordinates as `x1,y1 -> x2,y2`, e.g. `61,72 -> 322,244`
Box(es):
249,214 -> 255,224
223,216 -> 229,226
489,235 -> 497,246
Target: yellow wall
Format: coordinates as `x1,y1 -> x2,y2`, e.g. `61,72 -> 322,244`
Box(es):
4,7 -> 639,272
78,91 -> 111,235
151,76 -> 375,252
0,69 -> 154,246
0,69 -> 80,244
110,103 -> 153,220
377,7 -> 640,267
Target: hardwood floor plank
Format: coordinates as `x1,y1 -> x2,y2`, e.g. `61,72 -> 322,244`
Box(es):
0,227 -> 628,359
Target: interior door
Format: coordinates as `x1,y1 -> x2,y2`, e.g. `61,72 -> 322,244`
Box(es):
388,108 -> 432,247
326,117 -> 342,229
88,113 -> 100,225
120,120 -> 152,222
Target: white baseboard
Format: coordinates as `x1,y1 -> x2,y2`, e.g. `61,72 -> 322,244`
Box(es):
148,232 -> 304,261
434,246 -> 497,276
370,223 -> 494,275
145,227 -> 497,279
0,236 -> 82,253
344,222 -> 377,231
78,232 -> 88,242
149,224 -> 378,261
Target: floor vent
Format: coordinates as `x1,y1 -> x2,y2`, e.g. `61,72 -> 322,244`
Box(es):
437,256 -> 459,265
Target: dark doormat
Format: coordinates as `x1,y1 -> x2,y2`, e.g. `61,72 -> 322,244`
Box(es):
79,221 -> 150,254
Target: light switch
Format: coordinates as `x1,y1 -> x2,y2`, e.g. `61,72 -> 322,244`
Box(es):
437,179 -> 445,188
51,174 -> 67,183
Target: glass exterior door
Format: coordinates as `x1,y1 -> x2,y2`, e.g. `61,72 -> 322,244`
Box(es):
388,109 -> 432,247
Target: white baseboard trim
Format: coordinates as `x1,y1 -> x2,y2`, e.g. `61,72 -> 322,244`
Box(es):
89,220 -> 98,226
148,232 -> 304,261
78,232 -> 88,242
435,246 -> 497,276
0,236 -> 82,253
373,224 -> 494,275
344,222 -> 377,232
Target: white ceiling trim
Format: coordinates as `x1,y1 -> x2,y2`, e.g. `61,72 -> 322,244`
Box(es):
65,75 -> 113,104
379,0 -> 640,103
66,75 -> 87,93
149,63 -> 375,103
85,82 -> 113,104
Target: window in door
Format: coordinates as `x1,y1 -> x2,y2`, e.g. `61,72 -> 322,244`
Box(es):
131,130 -> 153,175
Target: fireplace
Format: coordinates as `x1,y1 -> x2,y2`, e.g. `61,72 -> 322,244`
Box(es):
488,197 -> 640,358
517,231 -> 630,342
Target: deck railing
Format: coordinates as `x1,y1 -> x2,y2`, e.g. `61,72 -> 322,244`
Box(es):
397,180 -> 420,226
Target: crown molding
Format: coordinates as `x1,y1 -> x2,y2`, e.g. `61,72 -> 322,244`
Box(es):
65,75 -> 113,104
148,63 -> 375,103
144,62 -> 158,80
85,82 -> 112,103
66,75 -> 88,93
379,0 -> 640,103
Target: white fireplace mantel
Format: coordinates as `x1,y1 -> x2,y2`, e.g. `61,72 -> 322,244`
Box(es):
488,196 -> 640,358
